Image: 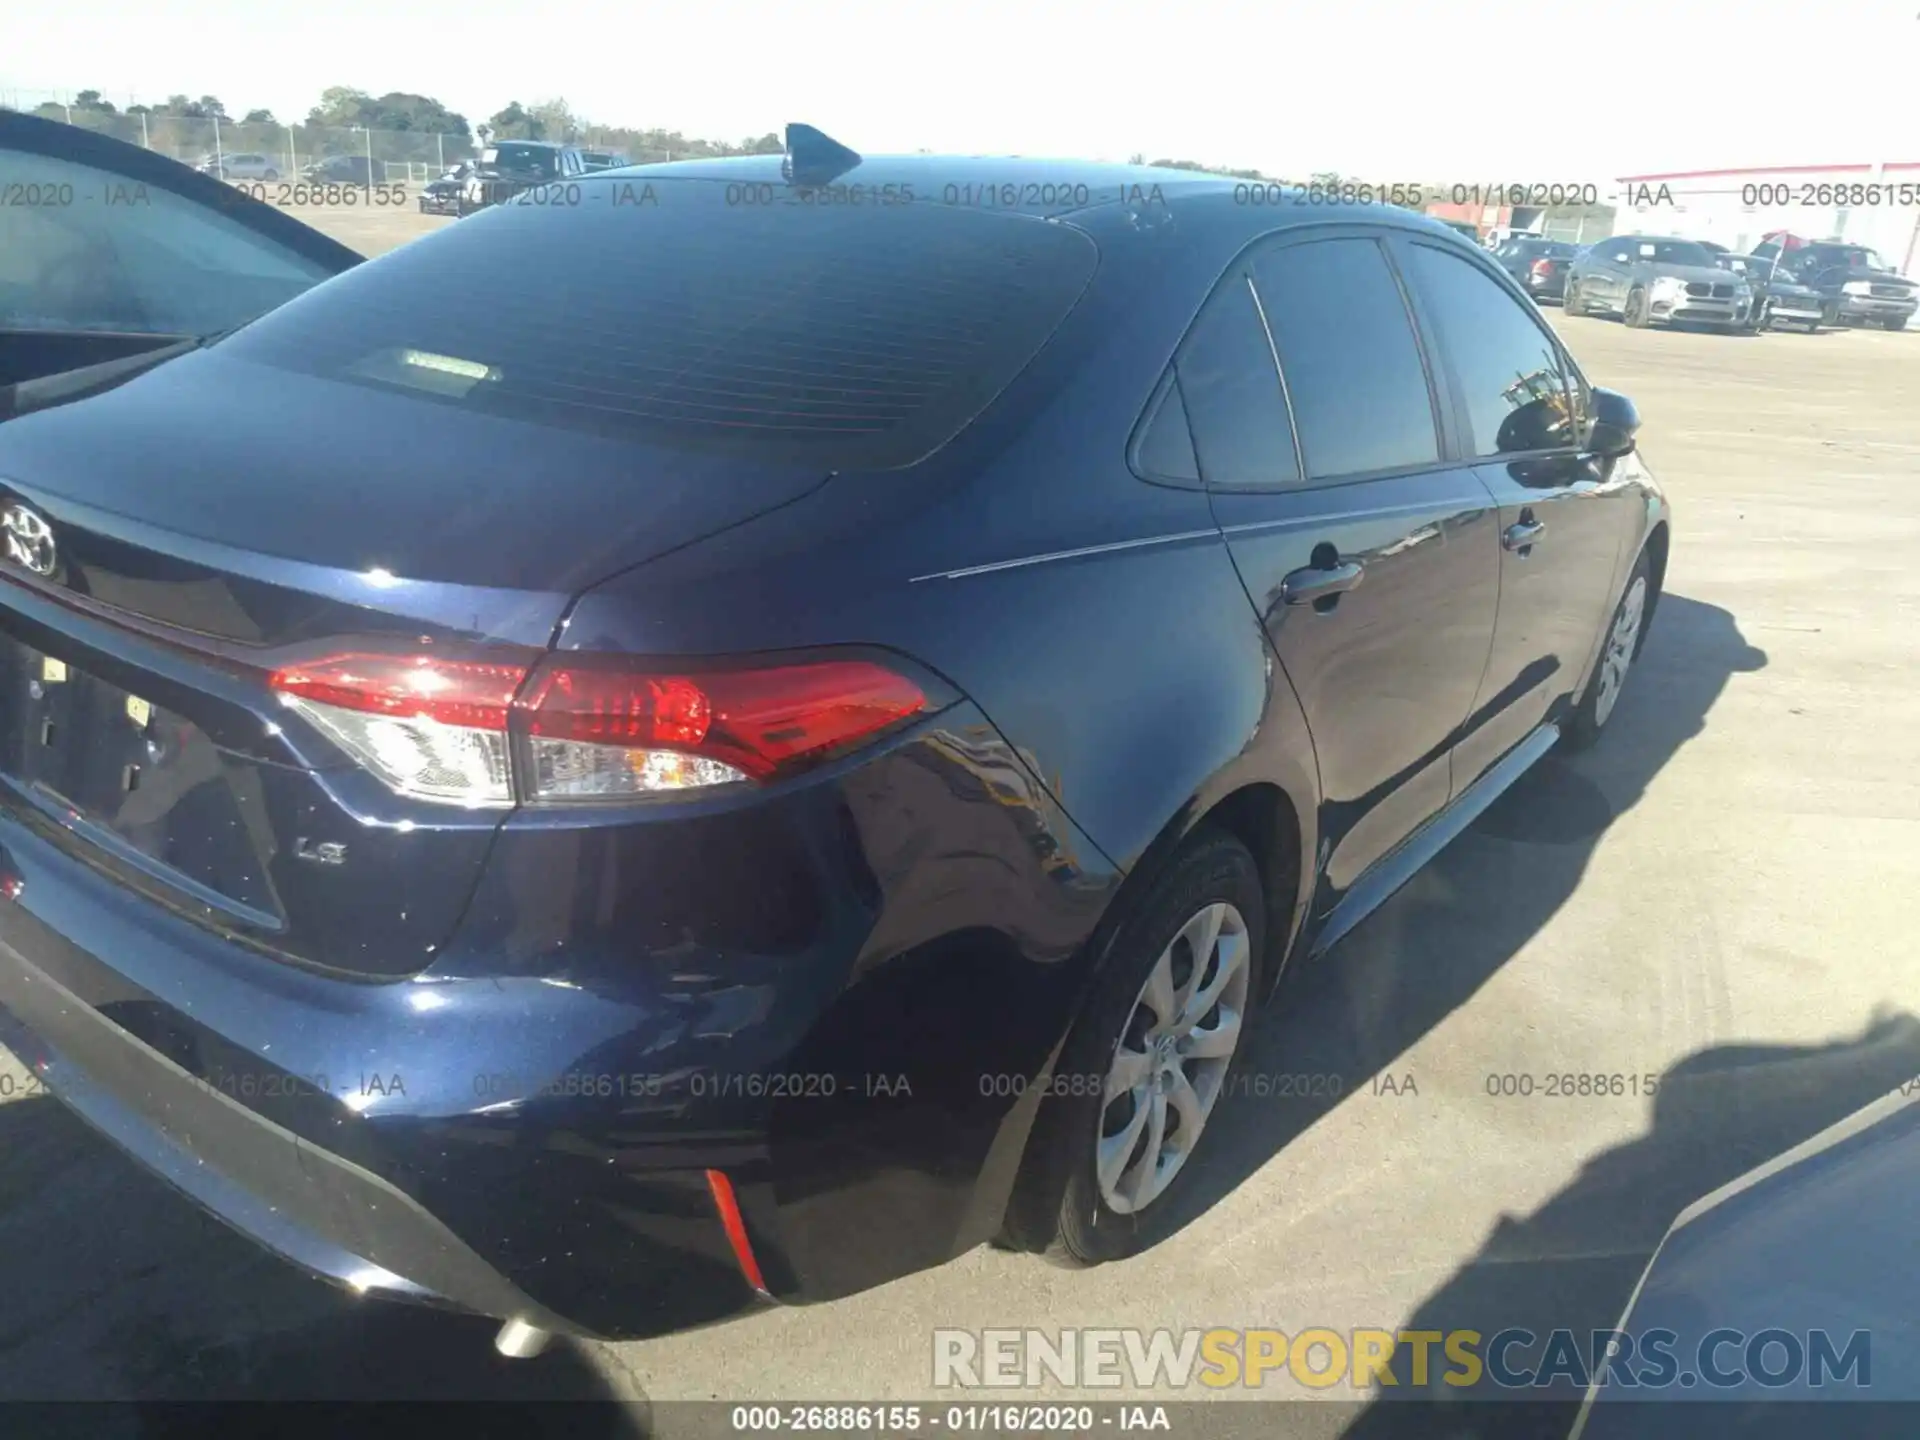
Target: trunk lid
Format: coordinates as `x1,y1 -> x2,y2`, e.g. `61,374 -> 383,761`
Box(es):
0,345 -> 829,977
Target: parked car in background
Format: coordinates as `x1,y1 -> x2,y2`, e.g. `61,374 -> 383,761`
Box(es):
1564,235 -> 1752,330
1719,254 -> 1830,332
301,154 -> 379,186
1492,236 -> 1578,304
0,119 -> 1671,1355
580,150 -> 631,171
460,140 -> 587,213
197,151 -> 282,181
1750,240 -> 1917,330
419,161 -> 475,216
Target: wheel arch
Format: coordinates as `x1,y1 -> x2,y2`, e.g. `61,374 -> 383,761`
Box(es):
991,771 -> 1316,1253
1639,518 -> 1670,651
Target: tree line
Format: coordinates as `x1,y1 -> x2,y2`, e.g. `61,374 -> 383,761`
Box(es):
22,87 -> 785,162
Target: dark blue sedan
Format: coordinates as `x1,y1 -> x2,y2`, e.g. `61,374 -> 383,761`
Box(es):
0,114 -> 1670,1353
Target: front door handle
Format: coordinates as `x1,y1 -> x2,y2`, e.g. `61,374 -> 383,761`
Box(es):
1281,560 -> 1365,606
1503,518 -> 1546,552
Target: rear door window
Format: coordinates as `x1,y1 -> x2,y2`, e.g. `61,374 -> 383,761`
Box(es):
1171,277 -> 1298,489
219,182 -> 1099,470
0,146 -> 335,338
1250,236 -> 1441,481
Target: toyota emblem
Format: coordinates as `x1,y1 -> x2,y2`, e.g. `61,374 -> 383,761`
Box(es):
1,502 -> 56,577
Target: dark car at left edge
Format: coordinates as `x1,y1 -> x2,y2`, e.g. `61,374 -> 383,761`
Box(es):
1491,235 -> 1578,304
0,111 -> 1670,1358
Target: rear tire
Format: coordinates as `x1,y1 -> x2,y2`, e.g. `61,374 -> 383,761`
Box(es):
1017,830 -> 1267,1268
1623,288 -> 1651,329
1563,549 -> 1653,752
1564,279 -> 1587,317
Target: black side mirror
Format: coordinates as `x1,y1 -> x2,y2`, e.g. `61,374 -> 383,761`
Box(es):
1587,387 -> 1640,458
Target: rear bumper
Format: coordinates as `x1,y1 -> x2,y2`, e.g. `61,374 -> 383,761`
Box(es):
0,953 -> 582,1334
1765,301 -> 1825,325
0,706 -> 1114,1339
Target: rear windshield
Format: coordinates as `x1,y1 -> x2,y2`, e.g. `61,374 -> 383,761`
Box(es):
480,144 -> 558,172
220,179 -> 1100,469
1522,241 -> 1576,258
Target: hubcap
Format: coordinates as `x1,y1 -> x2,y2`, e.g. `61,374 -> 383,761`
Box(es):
1594,575 -> 1647,727
1095,901 -> 1250,1215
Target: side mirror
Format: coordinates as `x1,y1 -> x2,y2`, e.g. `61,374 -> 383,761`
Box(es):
1587,387 -> 1640,458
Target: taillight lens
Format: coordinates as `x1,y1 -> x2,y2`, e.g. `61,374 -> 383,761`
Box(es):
1531,258 -> 1554,276
271,654 -> 522,805
269,653 -> 928,807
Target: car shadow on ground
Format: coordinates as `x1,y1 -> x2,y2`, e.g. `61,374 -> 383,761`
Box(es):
0,1093 -> 647,1432
1327,1010 -> 1920,1440
1148,592 -> 1768,1248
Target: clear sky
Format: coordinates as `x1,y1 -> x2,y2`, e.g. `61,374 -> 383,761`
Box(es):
5,0 -> 1918,181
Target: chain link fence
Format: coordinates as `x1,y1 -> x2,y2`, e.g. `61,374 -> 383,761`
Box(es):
1,89 -> 687,182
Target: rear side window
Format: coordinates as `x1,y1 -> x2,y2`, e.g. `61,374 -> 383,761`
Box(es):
1251,238 -> 1439,481
1134,378 -> 1200,484
1173,277 -> 1298,489
220,183 -> 1099,469
1401,244 -> 1574,458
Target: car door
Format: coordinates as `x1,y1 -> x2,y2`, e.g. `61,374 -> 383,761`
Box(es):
1583,238 -> 1635,310
1394,237 -> 1640,790
0,109 -> 358,396
1181,227 -> 1502,898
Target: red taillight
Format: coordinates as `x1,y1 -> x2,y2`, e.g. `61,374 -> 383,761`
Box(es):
269,654 -> 527,730
268,652 -> 928,803
1531,258 -> 1554,276
523,659 -> 926,781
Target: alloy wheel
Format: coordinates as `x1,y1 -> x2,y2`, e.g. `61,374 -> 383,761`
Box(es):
1095,901 -> 1250,1215
1593,574 -> 1648,727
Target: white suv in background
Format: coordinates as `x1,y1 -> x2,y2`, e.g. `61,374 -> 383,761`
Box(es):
196,152 -> 281,181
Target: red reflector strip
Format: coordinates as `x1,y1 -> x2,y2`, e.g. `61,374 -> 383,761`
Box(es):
706,1168 -> 769,1294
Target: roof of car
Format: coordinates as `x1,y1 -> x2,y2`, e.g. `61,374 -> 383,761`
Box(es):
589,152 -> 1476,244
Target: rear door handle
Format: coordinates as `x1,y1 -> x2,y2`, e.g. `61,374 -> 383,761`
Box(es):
1503,519 -> 1546,552
1281,561 -> 1365,605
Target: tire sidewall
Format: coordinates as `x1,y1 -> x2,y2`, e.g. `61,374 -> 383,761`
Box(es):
1565,549 -> 1653,751
1043,830 -> 1267,1265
